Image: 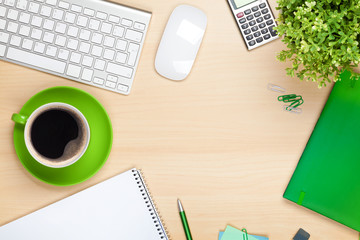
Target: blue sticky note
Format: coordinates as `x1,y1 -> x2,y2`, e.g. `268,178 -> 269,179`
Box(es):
219,231 -> 268,240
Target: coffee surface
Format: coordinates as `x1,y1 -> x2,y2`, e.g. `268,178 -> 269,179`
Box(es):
31,110 -> 79,159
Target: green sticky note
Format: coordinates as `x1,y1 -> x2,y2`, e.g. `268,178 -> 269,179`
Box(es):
221,226 -> 260,240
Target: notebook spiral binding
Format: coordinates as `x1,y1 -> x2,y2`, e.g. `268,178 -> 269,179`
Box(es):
131,169 -> 170,240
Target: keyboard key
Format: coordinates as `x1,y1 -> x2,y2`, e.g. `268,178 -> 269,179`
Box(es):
103,49 -> 115,60
117,84 -> 128,92
251,6 -> 259,12
264,14 -> 271,20
81,68 -> 93,81
121,18 -> 132,27
261,28 -> 268,34
34,42 -> 46,53
46,0 -> 57,6
249,20 -> 256,26
264,34 -> 270,40
67,38 -> 79,50
7,47 -> 66,73
96,11 -> 107,20
106,62 -> 133,78
259,23 -> 266,29
0,32 -> 10,44
45,45 -> 57,56
93,77 -> 104,85
101,22 -> 112,34
79,42 -> 90,53
251,26 -> 258,32
254,31 -> 261,37
19,26 -> 30,36
266,19 -> 274,25
0,44 -> 6,57
239,18 -> 246,24
84,8 -> 95,16
134,22 -> 145,31
246,35 -> 253,41
241,24 -> 249,29
104,36 -> 115,48
58,49 -> 69,60
125,29 -> 143,43
256,37 -> 263,43
40,5 -> 52,17
244,29 -> 251,35
127,43 -> 139,66
7,22 -> 19,33
31,28 -> 42,40
115,52 -> 127,63
58,1 -> 70,9
55,22 -> 67,33
19,13 -> 30,24
52,9 -> 64,20
7,9 -> 19,20
28,2 -> 40,13
105,81 -> 116,89
116,39 -> 127,51
31,16 -> 43,27
91,33 -> 103,44
68,26 -> 79,37
257,17 -> 264,23
254,11 -> 261,18
89,19 -> 100,30
260,3 -> 266,8
109,15 -> 120,23
70,52 -> 81,63
82,55 -> 93,67
113,26 -> 125,37
244,9 -> 251,15
94,59 -> 105,70
0,19 -> 6,30
10,35 -> 21,46
43,19 -> 55,30
246,15 -> 254,21
107,75 -> 117,82
71,4 -> 82,12
66,64 -> 81,78
64,12 -> 76,23
236,12 -> 244,18
91,45 -> 103,57
55,35 -> 66,46
77,16 -> 89,27
22,38 -> 33,49
268,25 -> 277,36
248,40 -> 255,46
4,0 -> 15,7
79,29 -> 90,40
261,8 -> 268,14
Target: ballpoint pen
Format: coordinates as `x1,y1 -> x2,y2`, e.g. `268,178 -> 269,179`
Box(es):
177,199 -> 193,240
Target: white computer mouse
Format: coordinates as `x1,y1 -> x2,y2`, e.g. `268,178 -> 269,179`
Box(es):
155,5 -> 207,81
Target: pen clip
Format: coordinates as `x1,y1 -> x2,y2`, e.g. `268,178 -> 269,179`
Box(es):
241,228 -> 248,240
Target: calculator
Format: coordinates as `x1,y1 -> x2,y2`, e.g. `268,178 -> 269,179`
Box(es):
227,0 -> 279,50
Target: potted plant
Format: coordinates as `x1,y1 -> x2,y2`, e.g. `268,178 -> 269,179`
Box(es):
275,0 -> 360,87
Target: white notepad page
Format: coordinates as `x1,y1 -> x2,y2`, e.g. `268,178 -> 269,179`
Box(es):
0,169 -> 168,240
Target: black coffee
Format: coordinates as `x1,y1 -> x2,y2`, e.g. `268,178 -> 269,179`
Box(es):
30,110 -> 79,159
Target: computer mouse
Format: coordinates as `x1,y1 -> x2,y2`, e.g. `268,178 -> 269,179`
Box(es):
155,5 -> 207,81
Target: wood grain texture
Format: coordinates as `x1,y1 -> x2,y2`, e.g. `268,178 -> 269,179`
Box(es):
0,0 -> 359,239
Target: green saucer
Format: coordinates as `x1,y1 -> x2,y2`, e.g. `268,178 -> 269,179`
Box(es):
13,86 -> 113,186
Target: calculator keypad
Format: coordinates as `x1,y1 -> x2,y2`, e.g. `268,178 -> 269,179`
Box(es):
234,1 -> 278,50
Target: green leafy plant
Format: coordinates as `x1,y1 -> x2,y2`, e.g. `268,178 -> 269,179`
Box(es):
275,0 -> 360,87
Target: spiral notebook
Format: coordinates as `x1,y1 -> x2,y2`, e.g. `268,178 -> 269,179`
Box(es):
0,169 -> 168,240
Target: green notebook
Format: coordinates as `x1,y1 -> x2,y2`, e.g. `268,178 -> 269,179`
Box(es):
284,70 -> 360,232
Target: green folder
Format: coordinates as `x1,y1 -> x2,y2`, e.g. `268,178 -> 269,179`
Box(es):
284,70 -> 360,231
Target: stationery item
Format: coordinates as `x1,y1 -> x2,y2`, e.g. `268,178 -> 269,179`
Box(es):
0,0 -> 151,95
0,168 -> 168,240
226,0 -> 279,50
283,70 -> 360,231
267,83 -> 286,93
12,86 -> 112,186
219,225 -> 268,240
278,94 -> 303,113
12,102 -> 90,168
293,228 -> 310,240
155,5 -> 207,81
178,199 -> 193,240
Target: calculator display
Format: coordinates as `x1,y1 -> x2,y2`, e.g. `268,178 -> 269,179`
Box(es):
232,0 -> 257,9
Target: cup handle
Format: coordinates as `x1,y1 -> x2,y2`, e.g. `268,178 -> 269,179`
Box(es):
11,113 -> 28,125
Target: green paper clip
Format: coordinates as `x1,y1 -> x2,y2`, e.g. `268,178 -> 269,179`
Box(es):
288,99 -> 304,109
241,228 -> 248,240
278,94 -> 297,102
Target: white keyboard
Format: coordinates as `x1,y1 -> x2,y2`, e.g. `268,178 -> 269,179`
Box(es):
0,0 -> 151,95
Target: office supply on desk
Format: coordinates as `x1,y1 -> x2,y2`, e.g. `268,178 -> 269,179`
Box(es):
284,70 -> 360,231
278,94 -> 303,113
293,228 -> 310,240
12,86 -> 112,186
267,83 -> 285,93
0,168 -> 168,240
219,225 -> 268,240
155,5 -> 207,81
0,0 -> 151,95
12,102 -> 90,168
226,0 -> 278,50
178,199 -> 193,240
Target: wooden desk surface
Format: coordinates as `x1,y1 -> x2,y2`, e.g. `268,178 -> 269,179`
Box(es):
0,0 -> 359,239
